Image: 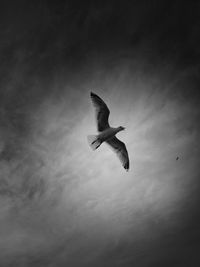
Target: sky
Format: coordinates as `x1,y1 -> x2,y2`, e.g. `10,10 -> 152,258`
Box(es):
0,1 -> 200,266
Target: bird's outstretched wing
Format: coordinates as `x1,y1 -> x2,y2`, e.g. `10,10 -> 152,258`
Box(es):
106,137 -> 129,171
90,92 -> 110,132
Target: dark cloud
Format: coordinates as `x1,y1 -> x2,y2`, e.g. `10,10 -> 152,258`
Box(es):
0,1 -> 200,266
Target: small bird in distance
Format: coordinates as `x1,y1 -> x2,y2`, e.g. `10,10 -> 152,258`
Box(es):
87,92 -> 130,171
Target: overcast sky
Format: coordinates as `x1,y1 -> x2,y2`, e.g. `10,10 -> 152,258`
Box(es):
0,1 -> 200,266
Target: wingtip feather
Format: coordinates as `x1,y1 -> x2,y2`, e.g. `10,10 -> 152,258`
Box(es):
124,162 -> 130,171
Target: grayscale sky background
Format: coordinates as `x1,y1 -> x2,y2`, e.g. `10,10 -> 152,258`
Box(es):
0,1 -> 200,266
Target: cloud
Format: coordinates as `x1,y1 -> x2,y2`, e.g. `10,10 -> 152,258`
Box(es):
0,1 -> 200,266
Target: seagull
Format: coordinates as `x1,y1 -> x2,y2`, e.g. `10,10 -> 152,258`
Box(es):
87,92 -> 129,171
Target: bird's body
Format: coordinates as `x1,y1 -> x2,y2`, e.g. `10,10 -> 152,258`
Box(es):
98,127 -> 122,142
88,92 -> 130,171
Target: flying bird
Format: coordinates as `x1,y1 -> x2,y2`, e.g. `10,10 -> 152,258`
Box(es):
87,92 -> 129,171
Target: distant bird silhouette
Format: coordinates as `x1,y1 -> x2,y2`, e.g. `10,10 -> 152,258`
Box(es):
87,92 -> 129,171
176,156 -> 179,161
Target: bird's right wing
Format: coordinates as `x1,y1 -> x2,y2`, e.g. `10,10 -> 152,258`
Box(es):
90,92 -> 110,132
106,136 -> 129,171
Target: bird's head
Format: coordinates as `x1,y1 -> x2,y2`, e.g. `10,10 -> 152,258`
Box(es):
118,126 -> 125,131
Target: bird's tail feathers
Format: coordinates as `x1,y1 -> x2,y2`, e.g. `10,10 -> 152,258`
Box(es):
87,135 -> 101,150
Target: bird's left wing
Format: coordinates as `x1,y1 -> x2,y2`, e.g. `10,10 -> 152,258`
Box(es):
90,92 -> 110,132
106,136 -> 129,171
